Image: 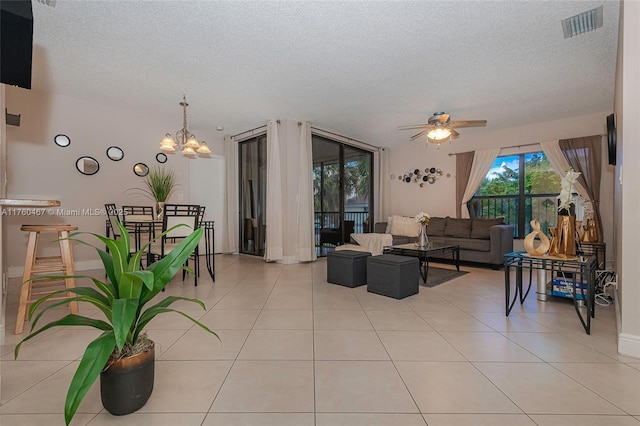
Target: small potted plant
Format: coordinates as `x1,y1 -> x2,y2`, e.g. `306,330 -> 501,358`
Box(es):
141,166 -> 177,219
14,221 -> 217,425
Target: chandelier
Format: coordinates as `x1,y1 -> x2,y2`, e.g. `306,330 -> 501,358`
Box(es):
160,95 -> 211,157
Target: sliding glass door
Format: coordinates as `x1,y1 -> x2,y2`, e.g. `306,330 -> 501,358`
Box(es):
238,135 -> 267,256
313,135 -> 373,256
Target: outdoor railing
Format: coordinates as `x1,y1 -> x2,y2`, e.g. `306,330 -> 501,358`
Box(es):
470,194 -> 559,238
314,211 -> 369,245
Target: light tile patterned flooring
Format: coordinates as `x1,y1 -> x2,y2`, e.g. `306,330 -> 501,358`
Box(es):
2,255 -> 640,426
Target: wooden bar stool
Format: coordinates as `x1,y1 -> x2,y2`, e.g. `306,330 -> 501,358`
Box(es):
15,224 -> 79,334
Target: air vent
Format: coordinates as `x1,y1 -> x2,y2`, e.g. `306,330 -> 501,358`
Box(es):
561,5 -> 603,38
35,0 -> 56,7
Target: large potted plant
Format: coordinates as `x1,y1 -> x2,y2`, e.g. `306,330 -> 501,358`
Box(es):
14,220 -> 217,425
141,166 -> 177,219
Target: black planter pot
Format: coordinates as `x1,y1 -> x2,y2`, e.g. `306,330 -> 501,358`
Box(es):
100,343 -> 155,416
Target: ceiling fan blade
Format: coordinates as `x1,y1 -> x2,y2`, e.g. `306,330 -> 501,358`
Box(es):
397,124 -> 431,130
438,113 -> 450,124
410,129 -> 429,140
449,120 -> 487,128
451,129 -> 460,139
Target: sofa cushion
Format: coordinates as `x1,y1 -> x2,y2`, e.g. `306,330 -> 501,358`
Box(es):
389,215 -> 420,237
426,217 -> 447,237
471,218 -> 505,239
445,218 -> 472,238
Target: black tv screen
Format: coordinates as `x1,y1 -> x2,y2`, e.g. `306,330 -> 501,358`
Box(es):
0,0 -> 34,89
607,113 -> 616,166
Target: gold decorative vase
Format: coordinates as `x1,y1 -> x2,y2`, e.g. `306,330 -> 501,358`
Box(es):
581,218 -> 598,243
548,227 -> 558,256
555,215 -> 576,257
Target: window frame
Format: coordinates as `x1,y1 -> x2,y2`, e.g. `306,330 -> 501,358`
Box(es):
472,152 -> 560,238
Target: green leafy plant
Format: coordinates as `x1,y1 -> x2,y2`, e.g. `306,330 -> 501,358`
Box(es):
14,220 -> 217,425
142,166 -> 177,202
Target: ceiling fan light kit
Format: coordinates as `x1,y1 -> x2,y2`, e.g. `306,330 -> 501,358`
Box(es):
426,128 -> 452,144
398,111 -> 487,145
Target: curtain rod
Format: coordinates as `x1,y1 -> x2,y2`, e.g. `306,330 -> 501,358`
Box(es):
448,142 -> 540,156
232,120 -> 281,138
447,134 -> 606,156
309,126 -> 380,151
233,121 -> 379,151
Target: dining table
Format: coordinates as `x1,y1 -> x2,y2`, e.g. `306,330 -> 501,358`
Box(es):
105,215 -> 215,281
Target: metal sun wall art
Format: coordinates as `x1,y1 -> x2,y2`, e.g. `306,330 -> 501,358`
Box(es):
390,167 -> 450,187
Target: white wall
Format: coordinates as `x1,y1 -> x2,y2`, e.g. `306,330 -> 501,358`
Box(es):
189,155 -> 225,254
4,87 -> 224,274
618,0 -> 640,359
387,112 -> 615,263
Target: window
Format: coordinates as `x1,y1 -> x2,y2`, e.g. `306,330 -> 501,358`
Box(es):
238,135 -> 267,256
313,135 -> 373,256
472,152 -> 561,238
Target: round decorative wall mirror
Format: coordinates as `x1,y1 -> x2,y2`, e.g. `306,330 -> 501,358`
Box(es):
156,153 -> 168,163
133,163 -> 149,177
75,156 -> 100,175
106,146 -> 124,161
54,134 -> 71,147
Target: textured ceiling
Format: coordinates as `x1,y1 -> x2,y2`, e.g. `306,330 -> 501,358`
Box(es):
29,0 -> 619,147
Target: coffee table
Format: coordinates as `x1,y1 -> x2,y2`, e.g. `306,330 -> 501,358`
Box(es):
383,243 -> 460,284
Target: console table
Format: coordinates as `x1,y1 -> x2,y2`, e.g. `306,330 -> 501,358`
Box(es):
504,251 -> 597,334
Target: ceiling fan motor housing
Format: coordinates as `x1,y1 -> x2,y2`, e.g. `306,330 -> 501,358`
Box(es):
428,112 -> 450,125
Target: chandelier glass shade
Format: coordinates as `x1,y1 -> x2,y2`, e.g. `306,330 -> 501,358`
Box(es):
160,95 -> 211,156
426,127 -> 452,145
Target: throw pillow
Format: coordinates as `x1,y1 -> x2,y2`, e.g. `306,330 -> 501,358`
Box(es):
385,216 -> 393,234
426,217 -> 447,236
471,218 -> 505,239
389,215 -> 421,237
445,218 -> 472,238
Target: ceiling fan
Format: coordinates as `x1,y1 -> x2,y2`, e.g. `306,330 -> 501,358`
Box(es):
398,112 -> 487,144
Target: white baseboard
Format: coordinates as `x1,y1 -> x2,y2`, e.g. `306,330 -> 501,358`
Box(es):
613,287 -> 640,359
7,260 -> 104,279
618,333 -> 640,359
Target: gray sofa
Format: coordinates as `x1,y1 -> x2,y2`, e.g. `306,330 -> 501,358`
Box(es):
372,217 -> 514,268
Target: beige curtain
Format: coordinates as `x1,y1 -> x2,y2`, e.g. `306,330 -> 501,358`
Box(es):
456,151 -> 474,218
295,122 -> 317,262
559,135 -> 603,242
378,147 -> 391,222
540,140 -> 588,197
264,120 -> 284,261
222,135 -> 238,253
460,148 -> 500,218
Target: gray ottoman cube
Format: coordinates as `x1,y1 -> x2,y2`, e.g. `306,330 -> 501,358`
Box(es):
367,254 -> 419,299
327,250 -> 371,287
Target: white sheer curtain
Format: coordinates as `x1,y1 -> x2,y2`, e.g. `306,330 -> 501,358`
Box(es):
263,120 -> 284,262
460,148 -> 500,218
377,147 -> 390,223
296,122 -> 317,262
222,135 -> 238,253
540,140 -> 587,197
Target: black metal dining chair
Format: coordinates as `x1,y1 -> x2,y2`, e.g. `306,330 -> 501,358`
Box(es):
122,205 -> 155,252
147,204 -> 201,286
